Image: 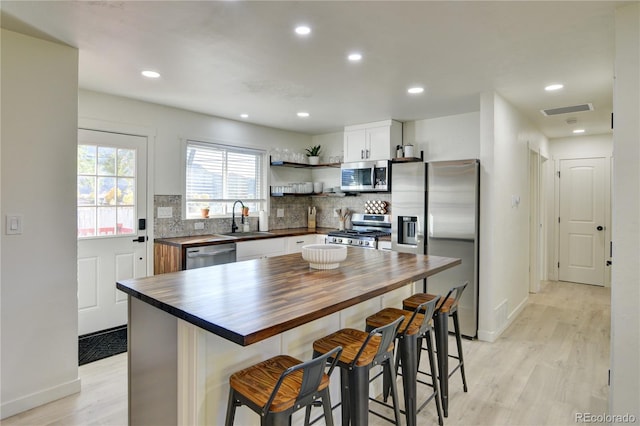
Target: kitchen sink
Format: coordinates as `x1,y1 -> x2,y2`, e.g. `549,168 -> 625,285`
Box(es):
215,231 -> 274,238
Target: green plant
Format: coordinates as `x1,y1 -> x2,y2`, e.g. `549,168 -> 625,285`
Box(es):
305,145 -> 321,157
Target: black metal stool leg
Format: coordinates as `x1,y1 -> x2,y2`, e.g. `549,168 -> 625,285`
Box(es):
321,388 -> 334,426
434,310 -> 449,417
398,334 -> 419,426
425,330 -> 444,426
350,365 -> 370,426
384,357 -> 402,426
340,368 -> 350,426
225,388 -> 237,426
452,312 -> 468,392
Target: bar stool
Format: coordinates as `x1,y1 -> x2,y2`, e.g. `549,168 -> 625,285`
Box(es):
403,281 -> 469,417
225,345 -> 342,426
311,316 -> 404,426
365,296 -> 443,426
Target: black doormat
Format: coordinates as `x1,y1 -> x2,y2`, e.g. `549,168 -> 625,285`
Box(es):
79,325 -> 127,366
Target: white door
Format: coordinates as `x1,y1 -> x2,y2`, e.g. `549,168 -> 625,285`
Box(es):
77,129 -> 148,335
558,158 -> 606,286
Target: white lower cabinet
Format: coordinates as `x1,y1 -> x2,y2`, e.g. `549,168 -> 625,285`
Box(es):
237,234 -> 326,261
285,234 -> 318,254
236,238 -> 286,261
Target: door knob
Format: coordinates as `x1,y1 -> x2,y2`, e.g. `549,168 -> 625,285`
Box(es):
596,226 -> 604,231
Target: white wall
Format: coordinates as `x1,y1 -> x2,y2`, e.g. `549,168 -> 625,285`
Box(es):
610,3 -> 640,417
403,111 -> 480,161
79,90 -> 313,195
1,30 -> 80,418
310,131 -> 343,189
478,91 -> 549,342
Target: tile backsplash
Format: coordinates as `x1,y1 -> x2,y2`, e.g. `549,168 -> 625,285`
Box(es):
154,194 -> 391,238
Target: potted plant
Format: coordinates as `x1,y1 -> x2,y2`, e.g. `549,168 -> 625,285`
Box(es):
305,145 -> 322,165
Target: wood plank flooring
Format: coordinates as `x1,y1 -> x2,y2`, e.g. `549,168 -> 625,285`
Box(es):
2,280 -> 610,426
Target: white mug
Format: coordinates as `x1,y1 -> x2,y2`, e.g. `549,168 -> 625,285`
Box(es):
404,144 -> 414,158
313,182 -> 323,193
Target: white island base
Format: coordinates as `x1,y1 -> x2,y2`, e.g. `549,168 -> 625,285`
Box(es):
128,283 -> 418,426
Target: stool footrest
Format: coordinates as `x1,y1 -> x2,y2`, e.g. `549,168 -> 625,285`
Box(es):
369,398 -> 403,424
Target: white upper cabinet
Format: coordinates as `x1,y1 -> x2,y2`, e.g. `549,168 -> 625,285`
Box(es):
343,120 -> 402,162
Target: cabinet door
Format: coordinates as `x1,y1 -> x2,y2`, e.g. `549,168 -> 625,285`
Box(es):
344,129 -> 366,162
366,126 -> 394,161
236,238 -> 286,261
286,235 -> 318,253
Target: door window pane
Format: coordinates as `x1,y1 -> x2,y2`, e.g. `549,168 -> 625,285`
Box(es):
78,144 -> 137,238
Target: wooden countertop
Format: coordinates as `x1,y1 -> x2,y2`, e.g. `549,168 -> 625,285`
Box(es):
155,227 -> 334,248
117,248 -> 460,346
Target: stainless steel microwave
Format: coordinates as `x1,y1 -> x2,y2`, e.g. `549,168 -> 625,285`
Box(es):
340,160 -> 390,192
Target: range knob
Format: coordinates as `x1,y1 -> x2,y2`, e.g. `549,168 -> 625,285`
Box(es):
363,241 -> 370,246
336,238 -> 342,243
347,239 -> 353,245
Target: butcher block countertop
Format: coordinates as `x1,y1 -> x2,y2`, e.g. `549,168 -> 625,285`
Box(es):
155,227 -> 335,248
117,248 -> 460,346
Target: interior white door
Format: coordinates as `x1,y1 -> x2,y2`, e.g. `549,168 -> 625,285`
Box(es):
77,129 -> 148,335
558,158 -> 605,286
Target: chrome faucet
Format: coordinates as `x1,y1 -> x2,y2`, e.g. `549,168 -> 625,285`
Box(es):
231,200 -> 245,233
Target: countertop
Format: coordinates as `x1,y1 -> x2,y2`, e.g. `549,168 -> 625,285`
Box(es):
154,227 -> 335,248
117,249 -> 460,346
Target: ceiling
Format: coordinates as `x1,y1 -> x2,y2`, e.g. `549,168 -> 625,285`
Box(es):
1,1 -> 628,138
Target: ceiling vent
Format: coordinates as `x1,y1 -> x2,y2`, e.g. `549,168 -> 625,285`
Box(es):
540,103 -> 593,116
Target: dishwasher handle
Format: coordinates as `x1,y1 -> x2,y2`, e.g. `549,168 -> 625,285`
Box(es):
187,247 -> 236,258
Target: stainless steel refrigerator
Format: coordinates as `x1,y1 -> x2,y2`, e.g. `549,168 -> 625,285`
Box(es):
392,159 -> 479,338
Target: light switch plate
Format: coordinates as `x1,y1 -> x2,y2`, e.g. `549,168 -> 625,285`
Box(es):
6,214 -> 23,235
157,207 -> 173,218
194,222 -> 204,230
277,208 -> 284,217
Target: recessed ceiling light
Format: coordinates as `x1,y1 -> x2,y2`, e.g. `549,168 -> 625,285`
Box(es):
297,112 -> 310,118
573,129 -> 585,134
348,53 -> 362,62
407,87 -> 424,94
141,70 -> 160,79
240,114 -> 249,119
545,83 -> 564,91
295,25 -> 311,35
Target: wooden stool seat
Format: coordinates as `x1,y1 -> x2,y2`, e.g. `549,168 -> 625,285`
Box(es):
312,328 -> 393,367
225,346 -> 342,426
365,307 -> 430,336
404,293 -> 455,313
312,317 -> 404,425
229,355 -> 329,413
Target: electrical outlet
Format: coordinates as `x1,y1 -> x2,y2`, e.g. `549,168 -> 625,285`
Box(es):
333,209 -> 338,217
277,208 -> 284,217
157,207 -> 173,218
194,222 -> 204,230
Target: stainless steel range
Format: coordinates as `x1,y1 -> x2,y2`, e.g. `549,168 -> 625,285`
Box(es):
327,213 -> 391,249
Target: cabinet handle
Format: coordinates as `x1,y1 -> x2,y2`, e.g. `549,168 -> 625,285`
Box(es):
361,149 -> 364,159
365,149 -> 370,158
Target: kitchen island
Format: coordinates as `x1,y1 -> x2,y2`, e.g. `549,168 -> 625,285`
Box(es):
117,247 -> 460,425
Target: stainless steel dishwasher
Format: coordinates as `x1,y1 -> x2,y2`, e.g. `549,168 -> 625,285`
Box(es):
185,242 -> 236,269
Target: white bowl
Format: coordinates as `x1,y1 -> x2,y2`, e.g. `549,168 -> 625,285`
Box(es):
301,244 -> 348,269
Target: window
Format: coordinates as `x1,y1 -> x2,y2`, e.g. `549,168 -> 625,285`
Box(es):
185,140 -> 265,219
77,144 -> 137,238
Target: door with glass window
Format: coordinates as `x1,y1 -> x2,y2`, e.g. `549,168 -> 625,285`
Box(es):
77,129 -> 148,335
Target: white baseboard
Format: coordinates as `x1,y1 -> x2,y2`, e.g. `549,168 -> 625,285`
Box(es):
477,296 -> 529,343
1,378 -> 81,420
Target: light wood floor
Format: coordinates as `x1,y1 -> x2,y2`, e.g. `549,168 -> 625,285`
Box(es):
2,280 -> 610,426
